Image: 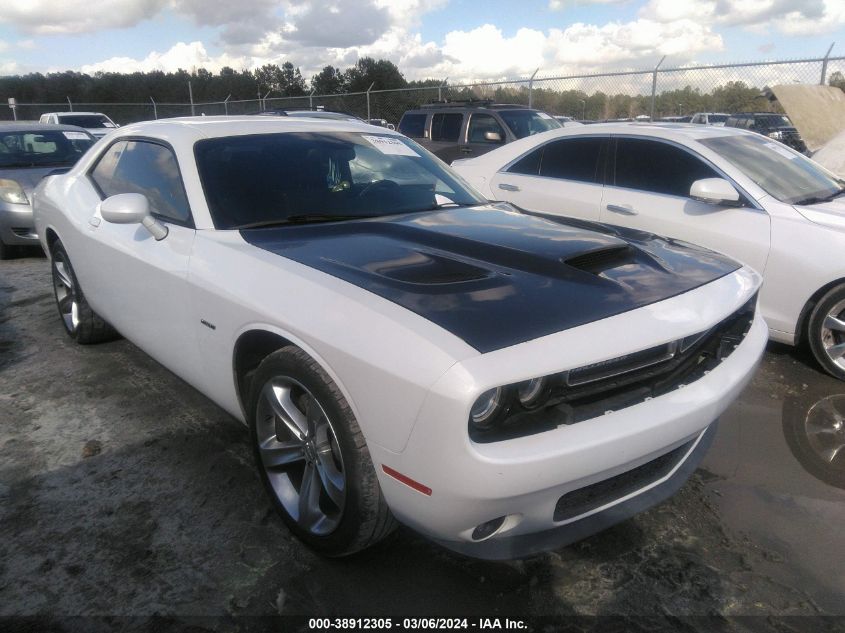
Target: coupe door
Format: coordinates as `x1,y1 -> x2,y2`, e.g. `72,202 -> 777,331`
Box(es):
489,136 -> 607,221
600,137 -> 771,273
77,138 -> 199,378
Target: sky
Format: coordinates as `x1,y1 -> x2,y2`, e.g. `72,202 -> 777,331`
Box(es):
0,0 -> 844,83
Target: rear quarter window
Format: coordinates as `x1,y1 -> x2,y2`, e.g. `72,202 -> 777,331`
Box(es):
399,113 -> 427,138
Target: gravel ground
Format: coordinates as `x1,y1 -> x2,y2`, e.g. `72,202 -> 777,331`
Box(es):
1,253 -> 844,630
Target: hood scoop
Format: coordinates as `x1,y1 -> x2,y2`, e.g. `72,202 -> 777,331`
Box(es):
564,245 -> 635,274
365,251 -> 491,285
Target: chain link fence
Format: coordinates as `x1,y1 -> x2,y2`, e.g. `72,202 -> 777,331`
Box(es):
4,54 -> 844,126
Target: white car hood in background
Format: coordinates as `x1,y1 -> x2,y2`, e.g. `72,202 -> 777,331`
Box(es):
794,198 -> 845,231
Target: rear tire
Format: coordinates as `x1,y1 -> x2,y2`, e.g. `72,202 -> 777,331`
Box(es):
247,346 -> 396,556
50,240 -> 119,344
807,283 -> 845,381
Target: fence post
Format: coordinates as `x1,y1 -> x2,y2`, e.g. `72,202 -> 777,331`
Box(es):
223,94 -> 231,115
366,82 -> 375,121
438,77 -> 448,101
821,42 -> 835,85
528,68 -> 539,109
650,55 -> 666,121
263,89 -> 272,112
66,96 -> 73,112
150,97 -> 157,119
188,81 -> 195,116
309,88 -> 315,110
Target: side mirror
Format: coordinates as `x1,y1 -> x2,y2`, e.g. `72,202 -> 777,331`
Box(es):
99,193 -> 168,240
484,131 -> 503,143
690,178 -> 740,206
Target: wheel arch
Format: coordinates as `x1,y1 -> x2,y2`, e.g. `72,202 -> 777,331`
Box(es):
231,326 -> 361,428
44,226 -> 60,255
797,277 -> 845,345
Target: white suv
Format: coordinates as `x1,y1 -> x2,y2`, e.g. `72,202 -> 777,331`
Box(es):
690,112 -> 729,126
39,112 -> 118,138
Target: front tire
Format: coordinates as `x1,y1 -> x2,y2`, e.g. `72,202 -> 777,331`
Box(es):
50,241 -> 118,344
248,346 -> 396,556
807,283 -> 845,381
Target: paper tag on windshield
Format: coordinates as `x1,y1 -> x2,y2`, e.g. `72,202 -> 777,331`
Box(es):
764,142 -> 798,159
537,112 -> 553,119
363,135 -> 419,156
63,131 -> 89,140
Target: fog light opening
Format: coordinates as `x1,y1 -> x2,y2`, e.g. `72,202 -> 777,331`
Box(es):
471,516 -> 507,541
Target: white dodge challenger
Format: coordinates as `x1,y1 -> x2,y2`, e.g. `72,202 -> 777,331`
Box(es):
33,116 -> 767,559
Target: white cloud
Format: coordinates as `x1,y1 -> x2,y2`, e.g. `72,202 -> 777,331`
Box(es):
640,0 -> 845,35
79,41 -> 249,74
0,0 -> 168,35
549,0 -> 627,10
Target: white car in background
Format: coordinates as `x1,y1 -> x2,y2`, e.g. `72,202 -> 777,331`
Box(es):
690,112 -> 729,126
452,123 -> 845,380
39,112 -> 119,138
32,116 -> 766,559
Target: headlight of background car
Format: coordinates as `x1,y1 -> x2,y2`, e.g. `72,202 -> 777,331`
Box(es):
0,179 -> 29,205
767,131 -> 784,141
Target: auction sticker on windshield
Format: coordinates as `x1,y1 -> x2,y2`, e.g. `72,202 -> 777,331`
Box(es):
363,135 -> 420,157
63,131 -> 90,140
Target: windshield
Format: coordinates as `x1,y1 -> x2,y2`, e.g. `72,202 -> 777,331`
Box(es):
708,114 -> 728,123
498,110 -> 561,139
759,115 -> 792,128
56,114 -> 115,128
699,134 -> 843,205
0,129 -> 95,167
194,132 -> 486,229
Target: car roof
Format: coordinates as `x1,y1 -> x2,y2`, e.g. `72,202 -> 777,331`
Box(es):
0,121 -> 96,134
48,111 -> 110,116
106,115 -> 395,142
557,121 -> 754,141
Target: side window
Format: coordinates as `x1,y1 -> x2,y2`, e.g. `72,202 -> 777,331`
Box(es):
399,113 -> 427,138
507,148 -> 542,176
430,113 -> 463,142
539,137 -> 604,183
91,140 -> 191,223
467,113 -> 505,144
614,138 -> 719,198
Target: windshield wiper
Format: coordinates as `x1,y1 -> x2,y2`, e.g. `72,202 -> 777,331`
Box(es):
234,214 -> 381,229
794,188 -> 845,206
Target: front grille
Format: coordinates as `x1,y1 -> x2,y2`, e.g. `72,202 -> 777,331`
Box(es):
471,293 -> 756,443
553,438 -> 695,522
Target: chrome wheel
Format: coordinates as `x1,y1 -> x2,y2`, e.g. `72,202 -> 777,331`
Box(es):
52,252 -> 79,334
255,376 -> 346,536
820,299 -> 845,372
805,395 -> 845,465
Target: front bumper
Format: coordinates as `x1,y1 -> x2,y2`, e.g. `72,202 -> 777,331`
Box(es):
369,268 -> 766,559
0,202 -> 38,246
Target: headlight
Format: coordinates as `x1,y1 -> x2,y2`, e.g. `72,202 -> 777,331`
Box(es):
470,386 -> 508,430
767,131 -> 783,140
0,179 -> 28,205
516,377 -> 549,409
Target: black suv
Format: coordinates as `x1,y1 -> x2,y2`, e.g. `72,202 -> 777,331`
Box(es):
724,112 -> 807,153
397,101 -> 561,162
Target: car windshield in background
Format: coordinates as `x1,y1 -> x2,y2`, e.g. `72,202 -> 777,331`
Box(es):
709,114 -> 728,123
194,132 -> 486,229
0,129 -> 95,167
759,115 -> 792,128
498,110 -> 561,139
57,115 -> 115,128
700,134 -> 844,205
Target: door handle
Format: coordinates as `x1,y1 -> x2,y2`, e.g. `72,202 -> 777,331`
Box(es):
606,203 -> 638,216
498,183 -> 520,192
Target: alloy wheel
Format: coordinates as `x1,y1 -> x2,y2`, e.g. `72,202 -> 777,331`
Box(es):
255,375 -> 346,535
52,252 -> 79,334
820,299 -> 845,372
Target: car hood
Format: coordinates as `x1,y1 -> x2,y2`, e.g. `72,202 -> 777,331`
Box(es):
0,166 -> 67,199
795,198 -> 845,231
241,204 -> 740,353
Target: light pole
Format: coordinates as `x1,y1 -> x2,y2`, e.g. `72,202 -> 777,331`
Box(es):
579,99 -> 586,120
